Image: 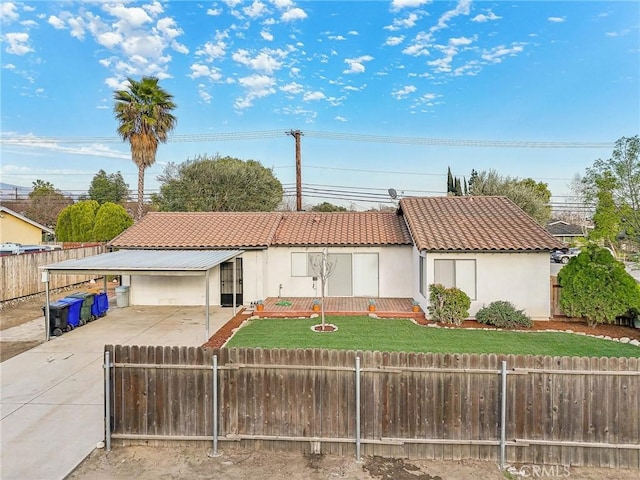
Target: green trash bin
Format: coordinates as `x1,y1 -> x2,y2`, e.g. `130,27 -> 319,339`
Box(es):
66,292 -> 96,324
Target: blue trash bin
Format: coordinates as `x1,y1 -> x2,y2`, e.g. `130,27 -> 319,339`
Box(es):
60,297 -> 83,329
94,292 -> 109,317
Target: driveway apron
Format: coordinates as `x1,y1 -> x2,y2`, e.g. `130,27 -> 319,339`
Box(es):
0,305 -> 234,480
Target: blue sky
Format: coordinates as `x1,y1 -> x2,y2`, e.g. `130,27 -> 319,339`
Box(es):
1,0 -> 638,211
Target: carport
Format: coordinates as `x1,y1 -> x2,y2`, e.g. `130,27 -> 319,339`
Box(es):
40,249 -> 243,342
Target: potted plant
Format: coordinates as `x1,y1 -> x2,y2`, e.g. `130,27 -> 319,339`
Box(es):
411,300 -> 421,313
368,299 -> 376,312
255,300 -> 264,312
312,298 -> 321,312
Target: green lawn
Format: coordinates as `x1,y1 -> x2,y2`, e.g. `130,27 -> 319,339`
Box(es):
226,316 -> 640,358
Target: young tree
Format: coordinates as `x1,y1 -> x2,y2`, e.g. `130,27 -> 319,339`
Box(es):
88,170 -> 130,204
56,200 -> 133,242
114,76 -> 177,221
153,154 -> 283,212
583,135 -> 640,248
309,249 -> 337,331
447,166 -> 454,195
310,202 -> 347,212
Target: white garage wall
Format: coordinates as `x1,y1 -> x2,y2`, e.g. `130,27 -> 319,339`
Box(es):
263,246 -> 413,299
417,251 -> 551,320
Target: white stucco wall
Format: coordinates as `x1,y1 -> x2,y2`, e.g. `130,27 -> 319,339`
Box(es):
262,245 -> 414,299
122,250 -> 264,306
412,248 -> 552,320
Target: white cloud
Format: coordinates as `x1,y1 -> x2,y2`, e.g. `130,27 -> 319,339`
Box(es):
548,16 -> 566,23
348,30 -> 358,36
207,8 -> 222,16
472,11 -> 501,23
235,74 -> 276,109
280,82 -> 304,94
303,91 -> 325,101
261,30 -> 273,41
67,16 -> 86,39
392,85 -> 416,99
334,116 -> 347,122
20,19 -> 37,28
3,63 -> 16,69
385,35 -> 405,46
172,41 -> 188,54
156,17 -> 182,40
189,63 -> 222,81
244,1 -> 268,19
449,36 -> 474,46
391,0 -> 431,11
289,67 -> 301,77
328,35 -> 346,41
4,32 -> 33,55
48,15 -> 66,30
431,0 -> 471,33
281,7 -> 307,22
196,40 -> 227,61
1,2 -> 19,23
606,29 -> 630,37
481,43 -> 525,63
232,48 -> 287,74
343,55 -> 373,74
385,12 -> 420,31
97,31 -> 122,48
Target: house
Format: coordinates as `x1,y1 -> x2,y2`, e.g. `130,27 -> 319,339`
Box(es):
545,219 -> 589,245
107,196 -> 562,320
0,206 -> 55,245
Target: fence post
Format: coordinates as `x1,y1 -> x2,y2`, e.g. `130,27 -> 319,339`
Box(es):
208,354 -> 220,457
104,350 -> 111,452
355,356 -> 361,462
499,360 -> 507,469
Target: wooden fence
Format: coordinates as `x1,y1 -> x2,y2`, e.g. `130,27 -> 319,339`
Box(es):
0,245 -> 105,302
104,346 -> 640,469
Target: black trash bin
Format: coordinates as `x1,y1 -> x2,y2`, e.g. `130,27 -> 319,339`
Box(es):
42,300 -> 69,336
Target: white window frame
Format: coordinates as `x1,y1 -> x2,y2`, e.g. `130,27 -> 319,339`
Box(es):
433,259 -> 477,300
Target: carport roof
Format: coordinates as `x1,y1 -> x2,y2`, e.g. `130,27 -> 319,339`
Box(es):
41,249 -> 243,276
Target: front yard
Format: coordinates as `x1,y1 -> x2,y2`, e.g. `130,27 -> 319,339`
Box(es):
226,316 -> 640,357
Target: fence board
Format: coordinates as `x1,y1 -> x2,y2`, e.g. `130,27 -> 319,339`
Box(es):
105,346 -> 640,469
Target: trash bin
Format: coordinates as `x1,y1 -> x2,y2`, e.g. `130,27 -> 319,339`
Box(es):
42,301 -> 69,336
66,292 -> 96,323
94,291 -> 109,317
59,297 -> 83,329
115,286 -> 130,308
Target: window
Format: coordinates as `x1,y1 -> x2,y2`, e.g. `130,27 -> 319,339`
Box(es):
433,259 -> 476,300
290,252 -> 323,277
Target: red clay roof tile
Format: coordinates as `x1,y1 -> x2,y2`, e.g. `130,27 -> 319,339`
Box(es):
399,196 -> 563,251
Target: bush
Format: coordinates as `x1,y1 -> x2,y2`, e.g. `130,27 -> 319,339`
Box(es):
427,284 -> 471,326
557,244 -> 640,327
476,301 -> 532,329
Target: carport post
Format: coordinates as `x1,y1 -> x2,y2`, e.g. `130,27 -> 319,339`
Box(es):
205,270 -> 210,341
42,269 -> 50,342
232,257 -> 237,316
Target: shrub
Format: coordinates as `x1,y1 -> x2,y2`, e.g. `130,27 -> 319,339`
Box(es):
427,284 -> 471,326
476,301 -> 532,329
557,244 -> 640,327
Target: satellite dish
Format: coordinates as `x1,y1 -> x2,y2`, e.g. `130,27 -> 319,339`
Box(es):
388,188 -> 398,200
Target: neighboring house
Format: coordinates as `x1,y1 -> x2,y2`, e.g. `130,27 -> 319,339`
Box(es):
0,206 -> 55,245
108,196 -> 562,319
545,219 -> 588,245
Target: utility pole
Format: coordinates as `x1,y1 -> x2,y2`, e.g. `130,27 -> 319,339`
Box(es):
287,129 -> 303,211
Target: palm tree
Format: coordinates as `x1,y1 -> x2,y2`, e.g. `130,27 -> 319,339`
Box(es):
114,76 -> 177,220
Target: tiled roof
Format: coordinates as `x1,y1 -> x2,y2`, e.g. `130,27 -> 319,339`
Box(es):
545,220 -> 586,236
272,212 -> 412,246
109,212 -> 282,249
399,196 -> 563,251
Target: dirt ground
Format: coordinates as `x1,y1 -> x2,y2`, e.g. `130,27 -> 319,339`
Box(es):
0,281 -> 118,362
66,445 -> 640,480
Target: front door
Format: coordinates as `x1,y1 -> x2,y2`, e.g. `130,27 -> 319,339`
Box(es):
220,259 -> 243,307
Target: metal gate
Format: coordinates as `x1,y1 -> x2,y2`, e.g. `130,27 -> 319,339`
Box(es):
220,259 -> 243,307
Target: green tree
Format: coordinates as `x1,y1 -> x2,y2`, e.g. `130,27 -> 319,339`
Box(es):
447,167 -> 454,194
25,179 -> 73,228
152,154 -> 283,212
310,202 -> 347,212
55,200 -> 100,241
557,245 -> 640,327
583,135 -> 640,248
589,172 -> 621,250
88,170 -> 130,204
92,202 -> 134,241
114,76 -> 177,220
469,170 -> 552,224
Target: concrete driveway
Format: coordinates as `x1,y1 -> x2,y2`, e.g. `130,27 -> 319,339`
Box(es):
0,304 -> 236,480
